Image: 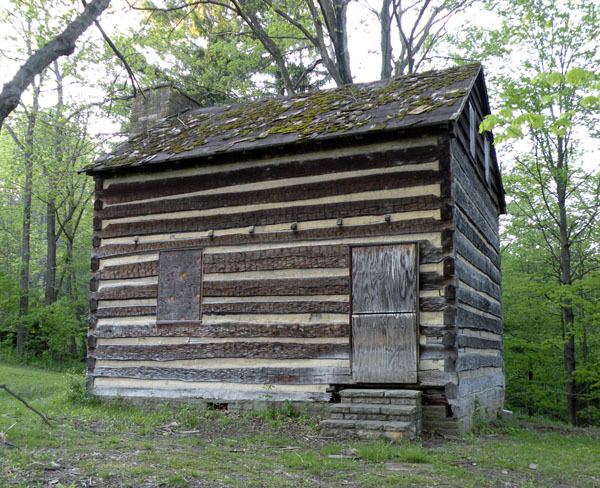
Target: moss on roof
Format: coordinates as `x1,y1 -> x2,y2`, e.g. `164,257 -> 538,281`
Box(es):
86,63 -> 481,173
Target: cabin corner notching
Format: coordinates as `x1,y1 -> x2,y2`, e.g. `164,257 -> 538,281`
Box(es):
85,63 -> 506,434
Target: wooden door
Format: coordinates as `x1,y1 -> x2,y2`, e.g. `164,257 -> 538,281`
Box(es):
351,244 -> 418,383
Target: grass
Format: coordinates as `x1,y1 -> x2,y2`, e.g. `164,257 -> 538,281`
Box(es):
1,362 -> 600,487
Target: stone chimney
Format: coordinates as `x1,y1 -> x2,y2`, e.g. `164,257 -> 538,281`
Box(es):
129,84 -> 200,136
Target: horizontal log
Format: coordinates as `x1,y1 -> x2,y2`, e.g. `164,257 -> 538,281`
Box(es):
96,306 -> 156,318
454,232 -> 501,285
92,366 -> 351,384
455,354 -> 503,372
96,218 -> 449,258
98,242 -> 447,278
420,326 -> 456,347
451,139 -> 501,215
452,145 -> 499,224
204,245 -> 349,272
102,144 -> 444,204
94,342 -> 350,361
456,306 -> 502,334
452,179 -> 499,248
99,172 -> 443,220
456,286 -> 502,318
457,334 -> 502,350
419,344 -> 456,361
419,296 -> 450,312
91,384 -> 330,402
454,210 -> 500,269
99,261 -> 158,280
419,240 -> 449,264
100,193 -> 442,238
203,301 -> 349,314
420,271 -> 452,290
96,285 -> 157,300
94,322 -> 350,339
204,277 -> 348,297
456,257 -> 501,300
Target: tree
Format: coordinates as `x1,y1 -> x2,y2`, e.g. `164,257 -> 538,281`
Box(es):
0,0 -> 99,357
377,0 -> 474,78
0,0 -> 110,130
472,0 -> 600,425
119,1 -> 327,103
131,0 -> 475,97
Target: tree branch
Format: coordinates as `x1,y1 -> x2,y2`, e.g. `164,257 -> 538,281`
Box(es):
82,0 -> 141,98
0,0 -> 111,129
0,385 -> 51,426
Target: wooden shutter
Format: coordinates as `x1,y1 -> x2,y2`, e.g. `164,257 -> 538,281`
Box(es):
484,134 -> 491,184
351,245 -> 417,314
351,314 -> 418,383
469,102 -> 476,158
351,243 -> 418,383
157,249 -> 203,322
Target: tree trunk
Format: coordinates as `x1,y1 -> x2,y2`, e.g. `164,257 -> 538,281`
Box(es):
317,0 -> 352,84
234,1 -> 296,95
563,314 -> 576,424
45,199 -> 57,305
331,0 -> 352,84
380,0 -> 393,79
17,156 -> 33,354
45,61 -> 64,306
65,235 -> 75,299
556,135 -> 577,425
16,79 -> 41,353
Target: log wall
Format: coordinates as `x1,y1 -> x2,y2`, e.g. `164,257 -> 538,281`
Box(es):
88,131 -> 458,403
449,88 -> 505,429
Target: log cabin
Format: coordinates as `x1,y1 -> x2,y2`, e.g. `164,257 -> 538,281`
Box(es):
83,63 -> 506,437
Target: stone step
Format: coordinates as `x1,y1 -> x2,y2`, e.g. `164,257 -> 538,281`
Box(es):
320,419 -> 413,431
319,419 -> 418,441
339,389 -> 421,405
340,389 -> 421,399
330,403 -> 418,421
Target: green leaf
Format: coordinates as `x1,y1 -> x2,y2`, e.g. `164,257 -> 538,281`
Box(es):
526,113 -> 545,129
539,71 -> 563,86
580,95 -> 600,109
565,67 -> 593,85
480,114 -> 500,132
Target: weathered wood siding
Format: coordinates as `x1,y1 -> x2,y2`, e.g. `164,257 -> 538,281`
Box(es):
88,131 -> 457,402
449,87 -> 504,427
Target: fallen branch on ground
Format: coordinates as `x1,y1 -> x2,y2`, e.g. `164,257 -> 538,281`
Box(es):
0,384 -> 51,426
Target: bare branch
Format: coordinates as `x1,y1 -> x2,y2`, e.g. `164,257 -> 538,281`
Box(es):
82,0 -> 141,98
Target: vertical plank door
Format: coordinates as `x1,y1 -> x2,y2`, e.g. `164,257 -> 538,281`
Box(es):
351,244 -> 418,383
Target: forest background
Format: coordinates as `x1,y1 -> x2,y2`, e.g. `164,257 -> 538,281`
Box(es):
0,0 -> 598,427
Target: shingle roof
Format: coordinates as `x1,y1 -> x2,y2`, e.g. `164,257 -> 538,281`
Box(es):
85,63 -> 483,173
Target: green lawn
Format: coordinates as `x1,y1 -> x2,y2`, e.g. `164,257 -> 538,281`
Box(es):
1,362 -> 599,487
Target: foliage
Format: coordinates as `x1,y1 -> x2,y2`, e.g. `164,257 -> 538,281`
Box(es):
65,371 -> 99,406
456,0 -> 600,425
23,298 -> 85,358
0,0 -> 96,360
